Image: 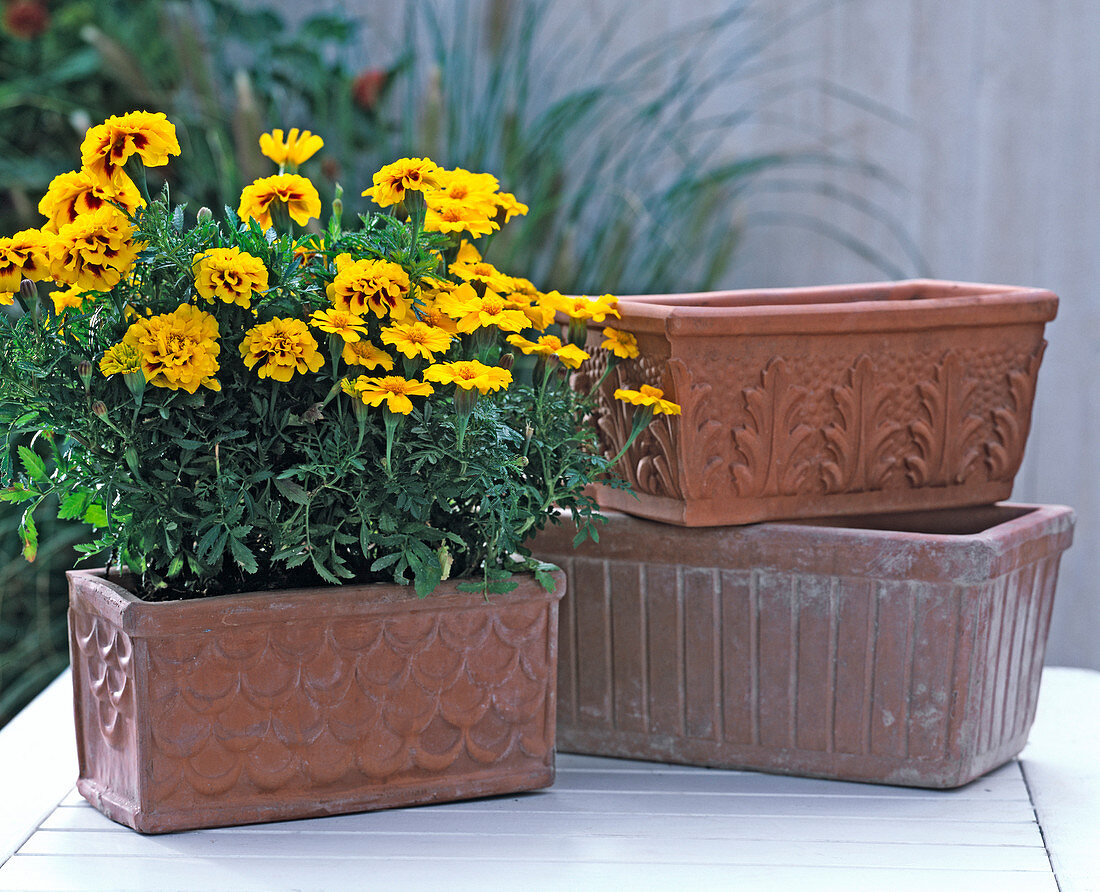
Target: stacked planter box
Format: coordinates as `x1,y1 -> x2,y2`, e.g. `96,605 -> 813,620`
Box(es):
533,279 -> 1073,788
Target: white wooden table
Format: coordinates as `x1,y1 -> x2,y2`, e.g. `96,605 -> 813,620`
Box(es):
2,667 -> 1097,891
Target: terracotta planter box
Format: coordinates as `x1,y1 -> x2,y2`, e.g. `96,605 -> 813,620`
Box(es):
578,279 -> 1057,525
531,504 -> 1073,788
67,568 -> 565,833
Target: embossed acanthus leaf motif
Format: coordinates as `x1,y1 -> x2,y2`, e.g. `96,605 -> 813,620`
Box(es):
906,350 -> 984,487
731,357 -> 815,497
986,342 -> 1046,481
822,354 -> 905,493
594,356 -> 682,499
666,358 -> 723,500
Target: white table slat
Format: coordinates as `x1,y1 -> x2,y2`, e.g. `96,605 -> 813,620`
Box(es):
38,805 -> 1045,847
5,668 -> 1097,891
0,856 -> 1061,892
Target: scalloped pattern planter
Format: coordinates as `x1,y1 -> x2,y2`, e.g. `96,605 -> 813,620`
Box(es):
531,505 -> 1073,788
578,280 -> 1057,525
68,569 -> 565,833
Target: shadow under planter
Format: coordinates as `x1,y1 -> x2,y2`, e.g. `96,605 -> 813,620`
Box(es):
531,505 -> 1073,788
579,280 -> 1057,525
67,569 -> 565,833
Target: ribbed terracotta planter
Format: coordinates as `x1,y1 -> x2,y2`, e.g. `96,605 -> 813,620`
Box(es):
67,568 -> 565,833
531,504 -> 1073,788
578,279 -> 1057,525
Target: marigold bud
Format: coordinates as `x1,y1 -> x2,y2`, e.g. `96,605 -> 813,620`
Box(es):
77,361 -> 93,390
19,278 -> 37,303
91,400 -> 108,419
498,352 -> 515,371
196,207 -> 213,225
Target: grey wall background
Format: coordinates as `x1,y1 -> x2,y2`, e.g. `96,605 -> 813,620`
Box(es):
271,0 -> 1098,668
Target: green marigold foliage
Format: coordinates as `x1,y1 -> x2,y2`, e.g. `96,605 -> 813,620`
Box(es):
0,118 -> 665,600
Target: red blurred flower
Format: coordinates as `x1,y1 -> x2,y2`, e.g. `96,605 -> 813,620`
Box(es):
4,0 -> 50,39
352,69 -> 388,112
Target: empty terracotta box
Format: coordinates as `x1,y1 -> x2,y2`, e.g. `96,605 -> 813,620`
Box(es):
531,504 -> 1074,788
579,280 -> 1057,525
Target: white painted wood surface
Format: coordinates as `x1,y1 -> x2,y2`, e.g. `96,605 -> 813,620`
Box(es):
3,668 -> 1098,891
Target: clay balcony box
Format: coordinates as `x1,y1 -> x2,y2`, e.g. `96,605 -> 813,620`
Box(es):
579,280 -> 1057,525
531,504 -> 1074,788
67,570 -> 565,833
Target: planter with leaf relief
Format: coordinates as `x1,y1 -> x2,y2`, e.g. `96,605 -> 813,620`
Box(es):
68,567 -> 565,833
531,504 -> 1073,788
577,280 -> 1057,526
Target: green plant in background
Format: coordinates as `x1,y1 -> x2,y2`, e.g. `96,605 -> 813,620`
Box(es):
0,0 -> 393,232
0,494 -> 87,725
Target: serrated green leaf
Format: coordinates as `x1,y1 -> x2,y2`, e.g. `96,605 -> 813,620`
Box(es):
18,446 -> 46,482
83,504 -> 108,528
534,566 -> 558,592
228,537 -> 259,574
274,477 -> 310,504
0,487 -> 38,504
57,491 -> 90,519
20,509 -> 38,562
370,552 -> 401,572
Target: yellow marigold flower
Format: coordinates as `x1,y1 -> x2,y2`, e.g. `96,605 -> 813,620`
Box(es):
506,333 -> 590,369
448,256 -> 517,293
192,247 -> 269,308
363,158 -> 441,208
0,228 -> 53,292
238,174 -> 322,229
38,169 -> 144,233
122,304 -> 221,393
99,342 -> 144,377
441,286 -> 529,334
434,168 -> 500,211
553,343 -> 591,369
510,276 -> 539,297
352,375 -> 434,415
258,128 -> 324,167
239,317 -> 325,382
51,284 -> 89,315
380,320 -> 453,360
494,191 -> 529,222
49,208 -> 139,291
455,240 -> 482,264
507,333 -> 561,357
613,384 -> 682,416
0,292 -> 14,307
424,360 -> 512,394
601,327 -> 640,359
327,258 -> 412,321
414,297 -> 459,334
505,292 -> 556,331
80,111 -> 181,186
342,340 -> 395,371
424,194 -> 499,237
546,291 -> 621,322
310,308 -> 369,343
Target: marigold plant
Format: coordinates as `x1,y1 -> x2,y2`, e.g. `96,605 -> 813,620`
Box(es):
0,114 -> 676,599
